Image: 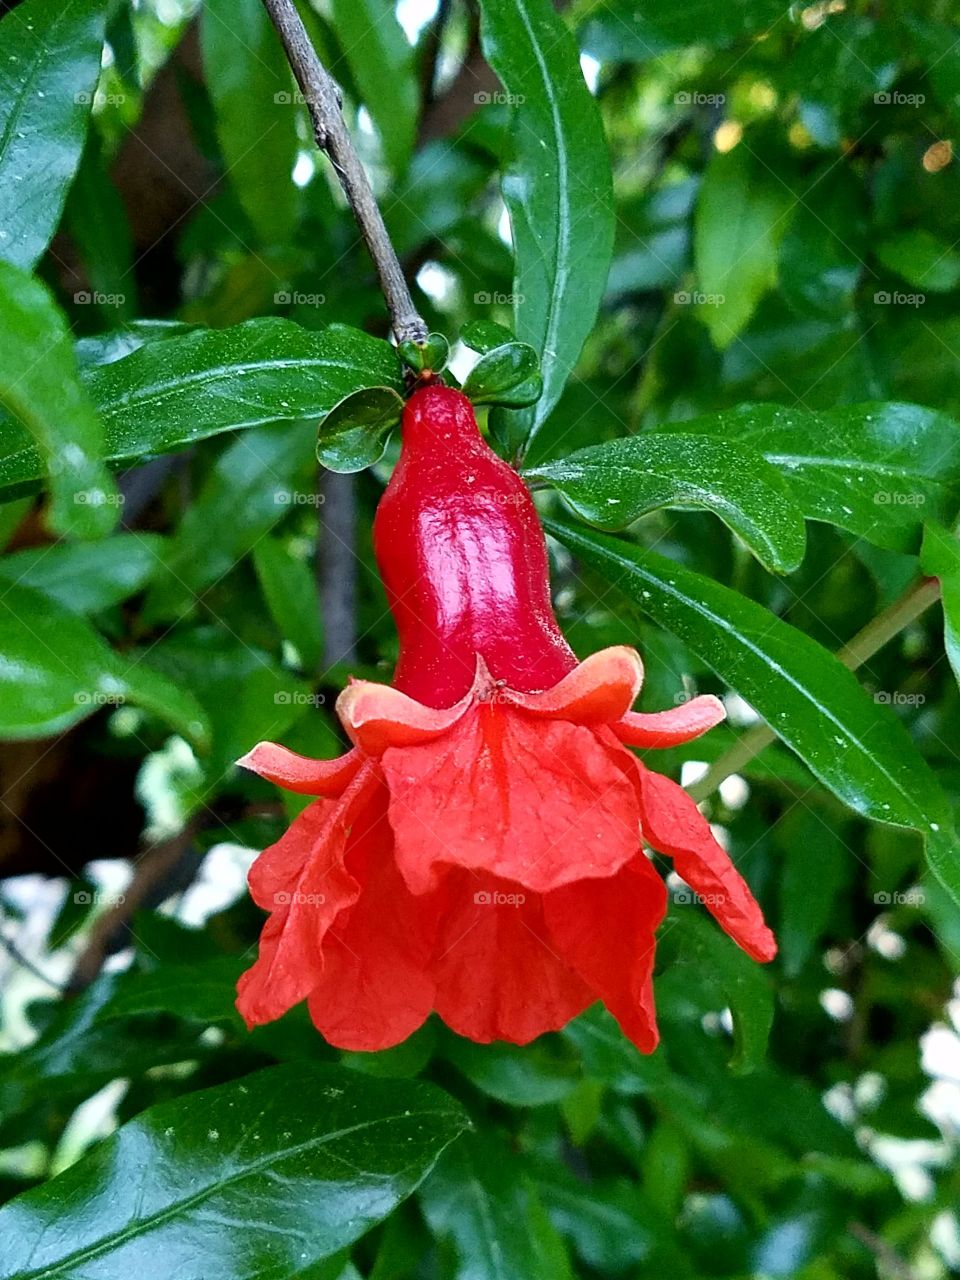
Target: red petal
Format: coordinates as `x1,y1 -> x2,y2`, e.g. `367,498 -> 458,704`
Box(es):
336,677 -> 471,756
235,767 -> 377,1026
505,646 -> 643,724
431,870 -> 592,1043
613,695 -> 726,748
383,707 -> 641,895
636,763 -> 777,963
544,855 -> 666,1053
237,741 -> 361,795
307,786 -> 437,1050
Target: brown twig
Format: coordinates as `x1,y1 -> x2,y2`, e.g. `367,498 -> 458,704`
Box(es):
260,0 -> 427,345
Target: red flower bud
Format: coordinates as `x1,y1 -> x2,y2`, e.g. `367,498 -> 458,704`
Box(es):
237,384 -> 775,1052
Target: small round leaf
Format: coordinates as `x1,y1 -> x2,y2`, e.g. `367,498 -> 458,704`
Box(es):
316,385 -> 405,473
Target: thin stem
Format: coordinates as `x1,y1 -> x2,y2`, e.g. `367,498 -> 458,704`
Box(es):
260,0 -> 428,345
687,576 -> 941,803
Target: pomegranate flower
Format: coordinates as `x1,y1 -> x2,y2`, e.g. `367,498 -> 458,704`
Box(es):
237,385 -> 775,1052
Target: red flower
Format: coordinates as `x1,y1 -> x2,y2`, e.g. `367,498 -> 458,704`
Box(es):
236,385 -> 775,1052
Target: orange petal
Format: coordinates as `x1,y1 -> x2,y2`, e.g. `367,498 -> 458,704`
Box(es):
237,741 -> 361,795
336,677 -> 473,756
505,646 -> 644,724
235,767 -> 377,1027
613,695 -> 726,749
545,854 -> 667,1053
431,869 -> 592,1043
383,705 -> 641,895
636,762 -> 777,963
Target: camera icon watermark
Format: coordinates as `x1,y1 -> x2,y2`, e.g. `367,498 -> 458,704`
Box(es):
873,690 -> 926,706
473,889 -> 526,906
273,290 -> 325,306
874,889 -> 924,906
74,889 -> 126,906
873,291 -> 925,307
74,290 -> 125,308
474,90 -> 526,106
473,290 -> 524,305
274,890 -> 326,905
874,91 -> 925,106
273,490 -> 325,506
274,691 -> 326,707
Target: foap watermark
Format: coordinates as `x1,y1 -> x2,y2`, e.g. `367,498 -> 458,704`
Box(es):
874,91 -> 925,107
873,690 -> 925,707
273,89 -> 318,106
274,290 -> 325,306
74,889 -> 126,906
273,490 -> 325,506
874,490 -> 925,506
474,889 -> 525,906
674,290 -> 725,307
74,690 -> 126,707
874,888 -> 925,907
74,490 -> 125,507
74,90 -> 126,106
274,890 -> 326,906
874,290 -> 925,307
274,691 -> 326,707
675,889 -> 728,907
474,90 -> 526,107
474,290 -> 524,306
675,91 -> 725,106
75,290 -> 125,308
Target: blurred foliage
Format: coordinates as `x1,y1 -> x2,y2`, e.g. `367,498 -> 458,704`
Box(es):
1,0 -> 960,1276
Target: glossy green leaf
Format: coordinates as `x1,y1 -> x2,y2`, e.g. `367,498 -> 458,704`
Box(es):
921,524 -> 960,689
398,333 -> 449,375
479,0 -> 614,444
0,582 -> 209,746
546,519 -> 960,907
461,341 -> 543,409
0,533 -> 163,613
201,0 -> 297,243
96,956 -> 246,1026
65,133 -> 137,321
330,0 -> 417,174
142,421 -> 316,624
654,402 -> 960,552
694,143 -> 793,348
421,1133 -> 574,1280
316,385 -> 405,473
777,810 -> 849,977
253,535 -> 324,675
0,1065 -> 468,1280
461,319 -> 516,355
441,1034 -> 580,1107
0,318 -> 402,500
0,0 -> 107,270
0,260 -> 118,537
877,228 -> 960,293
527,434 -> 807,573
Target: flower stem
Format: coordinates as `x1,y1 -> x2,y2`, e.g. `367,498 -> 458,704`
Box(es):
687,576 -> 942,803
260,0 -> 428,345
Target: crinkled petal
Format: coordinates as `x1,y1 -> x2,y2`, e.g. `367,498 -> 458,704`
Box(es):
336,677 -> 472,756
544,855 -> 666,1053
636,763 -> 776,963
235,767 -> 377,1027
613,695 -> 726,748
504,646 -> 643,724
431,870 -> 592,1043
383,707 -> 641,895
307,785 -> 437,1051
237,741 -> 361,795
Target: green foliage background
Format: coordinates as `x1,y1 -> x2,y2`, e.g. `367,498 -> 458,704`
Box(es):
0,0 -> 959,1276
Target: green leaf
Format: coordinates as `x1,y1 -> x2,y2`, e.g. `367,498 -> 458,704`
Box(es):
330,0 -> 417,174
316,385 -> 405,473
654,402 -> 960,553
0,318 -> 402,500
0,0 -> 107,271
580,0 -> 785,61
693,143 -> 793,348
0,260 -> 118,537
0,1065 -> 468,1280
421,1133 -> 574,1280
461,342 -> 543,409
877,228 -> 960,293
397,333 -> 449,375
142,420 -> 316,624
0,581 -> 209,746
527,434 -> 807,573
777,810 -> 849,977
253,535 -> 324,675
0,533 -> 164,613
201,0 -> 298,243
478,0 -> 614,445
96,956 -> 246,1026
65,133 -> 137,321
546,519 -> 960,906
921,524 -> 960,689
461,319 -> 516,355
441,1033 -> 580,1107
